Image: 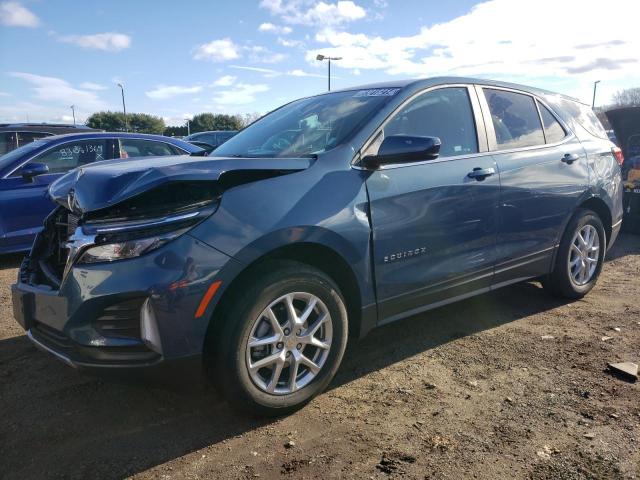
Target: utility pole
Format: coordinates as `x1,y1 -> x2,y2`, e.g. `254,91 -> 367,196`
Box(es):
186,119 -> 191,136
316,54 -> 342,91
70,105 -> 76,125
592,80 -> 600,109
117,83 -> 128,131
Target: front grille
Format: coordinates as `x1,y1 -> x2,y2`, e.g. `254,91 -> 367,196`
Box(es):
31,320 -> 159,366
93,298 -> 144,340
32,321 -> 74,351
50,209 -> 79,278
24,207 -> 79,288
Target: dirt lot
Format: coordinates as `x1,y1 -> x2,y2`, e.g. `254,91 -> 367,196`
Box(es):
1,234 -> 639,480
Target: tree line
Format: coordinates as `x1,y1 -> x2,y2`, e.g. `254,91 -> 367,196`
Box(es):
85,112 -> 262,136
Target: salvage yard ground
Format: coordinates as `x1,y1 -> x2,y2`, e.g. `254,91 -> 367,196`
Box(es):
1,234 -> 639,479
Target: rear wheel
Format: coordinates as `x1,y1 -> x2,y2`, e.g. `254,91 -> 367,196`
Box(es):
208,261 -> 348,415
543,208 -> 606,299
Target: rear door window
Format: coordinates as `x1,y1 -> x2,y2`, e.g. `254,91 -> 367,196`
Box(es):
383,87 -> 478,157
118,139 -> 180,158
538,102 -> 566,144
484,89 -> 545,150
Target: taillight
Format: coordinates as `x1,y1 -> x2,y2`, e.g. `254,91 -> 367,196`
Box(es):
612,147 -> 624,166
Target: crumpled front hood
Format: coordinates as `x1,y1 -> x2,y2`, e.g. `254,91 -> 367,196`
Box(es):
49,155 -> 314,214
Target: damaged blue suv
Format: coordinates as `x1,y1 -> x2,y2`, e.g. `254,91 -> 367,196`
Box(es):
12,78 -> 623,414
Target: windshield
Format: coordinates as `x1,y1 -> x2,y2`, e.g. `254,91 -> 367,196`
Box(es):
0,139 -> 48,172
211,88 -> 400,158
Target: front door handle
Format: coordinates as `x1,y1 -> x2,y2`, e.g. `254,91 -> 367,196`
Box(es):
561,153 -> 580,164
467,167 -> 496,181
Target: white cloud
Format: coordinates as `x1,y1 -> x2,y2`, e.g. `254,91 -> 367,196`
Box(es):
230,65 -> 281,76
307,0 -> 640,100
213,83 -> 269,105
260,0 -> 365,26
211,75 -> 237,87
247,45 -> 288,64
58,32 -> 131,51
278,37 -> 305,48
287,69 -> 326,78
10,72 -> 107,111
145,84 -> 203,100
163,113 -> 195,126
258,22 -> 293,34
0,1 -> 39,27
0,91 -> 10,97
79,82 -> 108,91
193,38 -> 240,62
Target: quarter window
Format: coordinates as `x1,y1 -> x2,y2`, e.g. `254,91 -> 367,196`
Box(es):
19,139 -> 108,175
484,89 -> 545,150
383,87 -> 478,157
538,102 -> 566,144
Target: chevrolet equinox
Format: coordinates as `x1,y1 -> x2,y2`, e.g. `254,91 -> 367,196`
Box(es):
12,77 -> 623,414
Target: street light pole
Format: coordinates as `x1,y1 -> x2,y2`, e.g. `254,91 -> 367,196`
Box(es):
70,105 -> 76,125
592,80 -> 600,109
186,119 -> 190,136
316,54 -> 342,92
117,83 -> 128,132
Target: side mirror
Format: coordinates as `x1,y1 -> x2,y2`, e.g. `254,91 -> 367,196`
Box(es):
21,163 -> 49,181
361,135 -> 441,169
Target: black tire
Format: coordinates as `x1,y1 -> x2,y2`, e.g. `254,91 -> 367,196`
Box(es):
208,260 -> 348,416
543,208 -> 606,299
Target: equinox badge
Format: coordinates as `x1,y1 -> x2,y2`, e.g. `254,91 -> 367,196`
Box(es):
384,247 -> 427,263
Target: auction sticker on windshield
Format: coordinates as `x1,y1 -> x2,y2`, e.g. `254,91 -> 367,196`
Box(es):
353,88 -> 401,97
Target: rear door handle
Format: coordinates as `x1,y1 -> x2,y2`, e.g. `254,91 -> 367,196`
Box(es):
561,153 -> 580,164
467,167 -> 496,181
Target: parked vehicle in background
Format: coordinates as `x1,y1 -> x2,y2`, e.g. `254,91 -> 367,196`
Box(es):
0,123 -> 97,156
184,130 -> 238,153
187,140 -> 218,155
11,77 -> 622,415
0,132 -> 204,253
606,107 -> 640,231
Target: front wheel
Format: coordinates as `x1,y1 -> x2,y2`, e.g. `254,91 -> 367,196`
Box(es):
208,261 -> 348,415
543,208 -> 606,299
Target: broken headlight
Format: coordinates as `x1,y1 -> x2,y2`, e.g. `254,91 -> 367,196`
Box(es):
79,229 -> 186,264
78,207 -> 215,264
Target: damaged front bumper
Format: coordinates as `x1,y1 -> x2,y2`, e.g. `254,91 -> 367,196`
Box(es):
13,231 -> 238,370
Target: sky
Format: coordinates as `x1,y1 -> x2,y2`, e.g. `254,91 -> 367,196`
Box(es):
0,0 -> 639,126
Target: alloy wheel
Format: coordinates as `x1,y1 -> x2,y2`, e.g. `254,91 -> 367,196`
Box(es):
245,292 -> 332,395
568,224 -> 600,286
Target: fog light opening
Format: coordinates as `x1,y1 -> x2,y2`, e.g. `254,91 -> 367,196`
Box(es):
140,299 -> 162,354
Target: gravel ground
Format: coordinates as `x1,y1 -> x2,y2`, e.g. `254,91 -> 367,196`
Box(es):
0,234 -> 639,479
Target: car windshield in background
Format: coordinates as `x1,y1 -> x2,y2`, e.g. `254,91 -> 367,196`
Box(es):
0,139 -> 48,172
212,88 -> 400,158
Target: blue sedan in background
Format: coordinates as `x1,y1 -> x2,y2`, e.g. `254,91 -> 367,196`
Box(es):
0,132 -> 204,253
